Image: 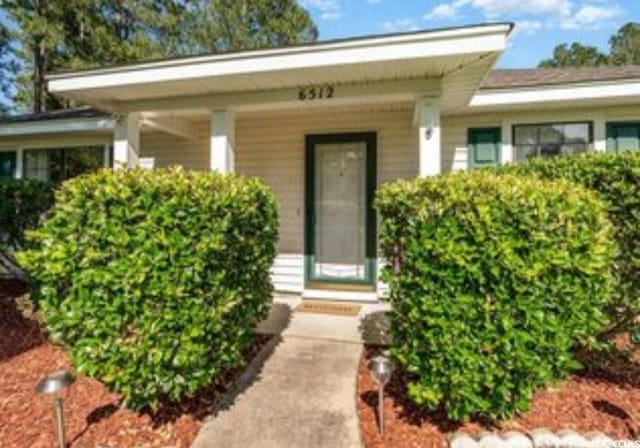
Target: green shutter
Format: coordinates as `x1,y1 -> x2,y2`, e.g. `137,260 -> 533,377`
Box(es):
607,122 -> 640,152
468,128 -> 501,168
0,151 -> 16,178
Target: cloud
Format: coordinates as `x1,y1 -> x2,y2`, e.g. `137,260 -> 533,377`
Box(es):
511,20 -> 545,37
381,18 -> 420,33
424,0 -> 469,20
560,5 -> 621,29
300,0 -> 342,20
423,0 -> 621,34
425,0 -> 573,21
469,0 -> 571,18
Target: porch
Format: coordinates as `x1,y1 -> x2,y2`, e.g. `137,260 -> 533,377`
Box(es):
35,23 -> 512,300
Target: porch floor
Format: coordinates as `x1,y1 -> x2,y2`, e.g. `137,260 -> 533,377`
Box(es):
257,294 -> 391,345
191,295 -> 391,448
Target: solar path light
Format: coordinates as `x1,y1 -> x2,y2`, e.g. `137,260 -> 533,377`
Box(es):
368,355 -> 393,436
35,370 -> 75,448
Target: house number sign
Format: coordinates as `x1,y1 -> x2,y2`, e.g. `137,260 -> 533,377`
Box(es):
298,85 -> 335,101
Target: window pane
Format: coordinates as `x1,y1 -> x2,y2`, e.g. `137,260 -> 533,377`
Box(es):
24,149 -> 52,181
515,145 -> 538,162
514,126 -> 538,145
65,146 -> 104,179
514,122 -> 591,161
539,144 -> 562,158
613,124 -> 640,152
563,123 -> 590,144
24,146 -> 104,183
540,125 -> 563,144
561,143 -> 588,155
0,151 -> 16,178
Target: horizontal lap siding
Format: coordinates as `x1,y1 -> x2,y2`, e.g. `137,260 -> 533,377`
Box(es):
441,114 -> 501,173
235,107 -> 417,293
140,125 -> 209,171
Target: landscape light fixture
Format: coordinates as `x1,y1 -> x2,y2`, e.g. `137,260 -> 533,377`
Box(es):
368,355 -> 393,436
35,370 -> 75,448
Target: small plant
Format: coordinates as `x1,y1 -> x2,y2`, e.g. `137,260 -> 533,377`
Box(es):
19,167 -> 278,410
493,152 -> 640,339
376,171 -> 614,421
0,178 -> 54,278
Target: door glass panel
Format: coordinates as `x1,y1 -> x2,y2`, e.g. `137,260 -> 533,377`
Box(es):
314,142 -> 366,280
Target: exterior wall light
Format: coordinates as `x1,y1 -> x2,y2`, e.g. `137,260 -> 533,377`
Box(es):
368,355 -> 393,436
35,370 -> 75,448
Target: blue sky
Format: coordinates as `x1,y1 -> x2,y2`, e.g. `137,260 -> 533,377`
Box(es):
300,0 -> 640,67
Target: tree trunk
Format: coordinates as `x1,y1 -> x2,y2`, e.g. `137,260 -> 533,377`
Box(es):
32,0 -> 44,113
33,38 -> 44,113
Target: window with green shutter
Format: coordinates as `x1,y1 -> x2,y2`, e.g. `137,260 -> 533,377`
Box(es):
0,151 -> 16,178
468,128 -> 501,168
607,122 -> 640,152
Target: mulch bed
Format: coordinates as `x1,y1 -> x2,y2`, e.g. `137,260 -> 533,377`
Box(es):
358,342 -> 640,448
0,279 -> 271,448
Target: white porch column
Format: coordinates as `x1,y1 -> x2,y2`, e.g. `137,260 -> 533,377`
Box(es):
210,109 -> 235,173
113,113 -> 141,169
501,119 -> 514,164
417,97 -> 441,177
15,149 -> 23,179
593,114 -> 607,152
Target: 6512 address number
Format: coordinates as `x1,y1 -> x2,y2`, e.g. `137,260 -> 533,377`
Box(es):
298,85 -> 335,101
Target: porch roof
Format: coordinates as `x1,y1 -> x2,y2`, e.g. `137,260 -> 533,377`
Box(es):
47,23 -> 512,114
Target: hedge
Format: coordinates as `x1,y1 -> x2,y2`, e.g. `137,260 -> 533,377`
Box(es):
376,171 -> 614,420
493,151 -> 640,338
18,167 -> 278,410
0,178 -> 54,277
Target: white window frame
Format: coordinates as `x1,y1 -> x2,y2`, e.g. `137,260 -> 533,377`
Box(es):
18,143 -> 111,181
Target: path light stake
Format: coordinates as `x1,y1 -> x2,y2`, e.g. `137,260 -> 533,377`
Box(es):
369,355 -> 393,436
35,370 -> 75,448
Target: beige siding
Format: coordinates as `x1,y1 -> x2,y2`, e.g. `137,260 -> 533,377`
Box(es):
0,132 -> 112,151
139,125 -> 209,170
234,106 -> 417,293
441,104 -> 640,172
235,107 -> 417,256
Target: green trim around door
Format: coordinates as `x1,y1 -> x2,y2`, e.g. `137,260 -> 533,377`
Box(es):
468,127 -> 501,169
304,132 -> 377,289
607,122 -> 640,152
0,151 -> 17,178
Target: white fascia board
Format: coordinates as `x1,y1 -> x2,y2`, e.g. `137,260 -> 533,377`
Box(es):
48,26 -> 510,93
470,80 -> 640,108
0,117 -> 115,137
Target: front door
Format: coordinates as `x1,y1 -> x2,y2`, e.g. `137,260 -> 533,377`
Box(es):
305,132 -> 377,290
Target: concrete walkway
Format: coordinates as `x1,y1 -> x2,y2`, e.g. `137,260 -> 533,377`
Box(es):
192,296 -> 391,448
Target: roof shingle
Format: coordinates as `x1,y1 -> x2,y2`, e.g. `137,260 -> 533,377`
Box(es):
481,65 -> 640,90
0,106 -> 108,124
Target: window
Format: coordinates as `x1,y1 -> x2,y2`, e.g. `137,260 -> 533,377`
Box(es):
607,122 -> 640,152
23,146 -> 104,183
513,122 -> 592,162
0,151 -> 16,178
468,128 -> 501,168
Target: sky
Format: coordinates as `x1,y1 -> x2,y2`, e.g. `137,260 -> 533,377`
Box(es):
299,0 -> 640,68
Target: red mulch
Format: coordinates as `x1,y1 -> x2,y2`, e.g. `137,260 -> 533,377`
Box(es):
358,342 -> 640,448
0,279 -> 271,448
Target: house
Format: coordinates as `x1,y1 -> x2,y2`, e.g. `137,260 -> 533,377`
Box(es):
1,22 -> 639,301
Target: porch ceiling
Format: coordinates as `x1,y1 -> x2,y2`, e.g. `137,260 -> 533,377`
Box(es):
48,23 -> 511,114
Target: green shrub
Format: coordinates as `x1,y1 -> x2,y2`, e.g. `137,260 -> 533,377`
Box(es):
493,152 -> 640,338
376,171 -> 614,421
18,167 -> 278,410
0,178 -> 54,277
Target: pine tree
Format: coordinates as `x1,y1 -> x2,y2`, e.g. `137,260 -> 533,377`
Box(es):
2,0 -> 318,113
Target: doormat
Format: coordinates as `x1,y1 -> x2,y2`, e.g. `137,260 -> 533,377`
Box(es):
295,300 -> 362,317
